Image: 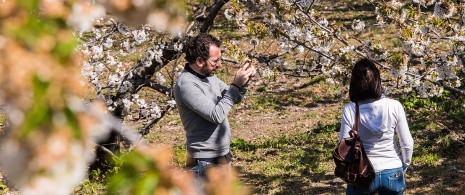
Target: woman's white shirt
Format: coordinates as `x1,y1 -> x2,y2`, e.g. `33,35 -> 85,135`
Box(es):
338,98 -> 414,172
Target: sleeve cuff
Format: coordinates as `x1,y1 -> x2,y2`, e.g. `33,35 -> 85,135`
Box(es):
225,87 -> 241,102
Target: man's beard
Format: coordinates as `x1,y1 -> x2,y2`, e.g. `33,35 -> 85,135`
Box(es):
200,65 -> 215,77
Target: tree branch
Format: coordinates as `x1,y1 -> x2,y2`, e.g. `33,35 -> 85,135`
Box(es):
426,78 -> 465,96
200,0 -> 230,33
134,79 -> 171,95
140,104 -> 175,136
99,145 -> 117,158
109,1 -> 227,118
277,30 -> 336,61
243,45 -> 295,64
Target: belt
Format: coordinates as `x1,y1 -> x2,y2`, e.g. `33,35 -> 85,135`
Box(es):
187,152 -> 232,166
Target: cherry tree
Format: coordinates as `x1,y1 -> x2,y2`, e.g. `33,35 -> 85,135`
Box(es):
81,0 -> 464,134
77,0 -> 465,175
0,0 -> 196,194
1,0 -> 465,194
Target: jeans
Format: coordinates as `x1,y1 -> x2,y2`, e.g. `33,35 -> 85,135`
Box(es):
346,167 -> 406,195
189,160 -> 232,195
189,160 -> 232,179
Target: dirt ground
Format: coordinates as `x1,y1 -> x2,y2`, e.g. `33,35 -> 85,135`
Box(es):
151,102 -> 342,145
150,70 -> 344,144
148,70 -> 465,194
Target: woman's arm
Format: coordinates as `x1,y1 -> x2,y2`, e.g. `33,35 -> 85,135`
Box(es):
338,103 -> 355,142
395,102 -> 414,171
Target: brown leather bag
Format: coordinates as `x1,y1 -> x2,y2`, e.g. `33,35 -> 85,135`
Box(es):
332,103 -> 375,188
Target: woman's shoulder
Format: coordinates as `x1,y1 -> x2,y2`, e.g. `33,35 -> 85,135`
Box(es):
342,98 -> 403,109
342,102 -> 356,113
380,97 -> 401,103
343,102 -> 355,108
378,97 -> 403,108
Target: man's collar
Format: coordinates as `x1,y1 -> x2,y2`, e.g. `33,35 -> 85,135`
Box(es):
184,63 -> 206,79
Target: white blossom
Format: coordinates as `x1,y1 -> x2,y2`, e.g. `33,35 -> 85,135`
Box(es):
108,74 -> 120,86
136,98 -> 147,108
300,0 -> 314,8
261,68 -> 275,78
156,72 -> 166,83
91,45 -> 103,59
451,79 -> 461,88
390,64 -> 407,79
146,49 -> 156,61
141,60 -> 151,68
376,14 -> 385,26
339,46 -> 353,54
297,46 -> 305,54
132,29 -> 147,44
103,38 -> 114,49
106,55 -> 118,66
120,81 -> 133,92
122,98 -> 133,111
81,61 -> 93,78
319,18 -> 328,27
402,40 -> 428,56
417,82 -> 430,98
149,104 -> 161,118
414,0 -> 435,7
391,0 -> 403,10
449,35 -> 465,42
325,77 -> 335,84
122,40 -> 132,52
174,43 -> 183,51
67,3 -> 105,32
224,9 -> 233,21
351,19 -> 365,33
434,2 -> 455,19
167,100 -> 176,106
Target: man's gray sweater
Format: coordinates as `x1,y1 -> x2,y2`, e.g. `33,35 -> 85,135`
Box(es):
174,65 -> 247,158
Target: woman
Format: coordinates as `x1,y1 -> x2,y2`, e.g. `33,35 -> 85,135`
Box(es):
339,58 -> 414,194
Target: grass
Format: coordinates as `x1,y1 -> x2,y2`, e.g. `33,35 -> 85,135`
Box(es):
77,0 -> 465,193
137,74 -> 464,195
229,92 -> 464,194
2,1 -> 464,194
74,178 -> 106,195
231,129 -> 342,194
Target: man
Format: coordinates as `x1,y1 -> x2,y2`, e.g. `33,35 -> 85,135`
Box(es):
174,33 -> 256,178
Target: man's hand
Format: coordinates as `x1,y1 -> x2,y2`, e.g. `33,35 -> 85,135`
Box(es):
232,61 -> 256,88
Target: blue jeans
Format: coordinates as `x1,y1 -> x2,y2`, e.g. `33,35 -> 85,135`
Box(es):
189,160 -> 232,179
189,160 -> 232,194
346,167 -> 406,195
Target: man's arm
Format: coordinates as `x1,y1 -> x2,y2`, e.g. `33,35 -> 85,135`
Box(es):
179,80 -> 241,124
219,80 -> 246,104
227,61 -> 256,103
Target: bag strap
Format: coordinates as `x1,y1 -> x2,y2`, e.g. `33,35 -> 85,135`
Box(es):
349,103 -> 360,138
349,103 -> 362,173
354,102 -> 359,133
345,103 -> 361,163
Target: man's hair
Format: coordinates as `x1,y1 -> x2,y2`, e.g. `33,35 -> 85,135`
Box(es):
184,33 -> 222,64
349,58 -> 383,102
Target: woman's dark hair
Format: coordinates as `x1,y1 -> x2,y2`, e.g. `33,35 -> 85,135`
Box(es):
349,58 -> 383,102
184,33 -> 222,64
